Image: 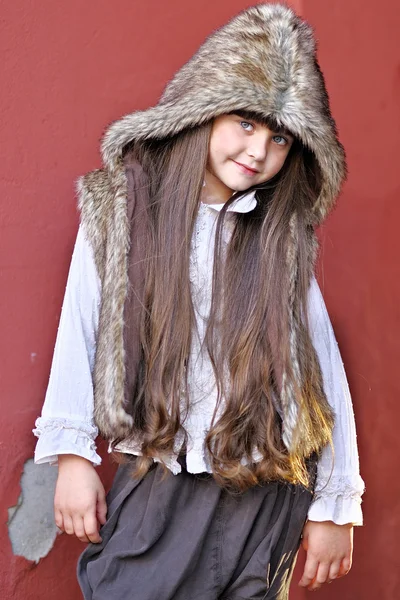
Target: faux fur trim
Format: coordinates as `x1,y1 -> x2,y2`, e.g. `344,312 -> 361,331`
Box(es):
77,163 -> 134,438
101,3 -> 346,225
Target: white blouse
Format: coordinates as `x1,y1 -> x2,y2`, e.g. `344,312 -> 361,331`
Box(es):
33,191 -> 365,525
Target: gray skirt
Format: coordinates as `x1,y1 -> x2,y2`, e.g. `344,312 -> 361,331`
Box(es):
77,457 -> 316,600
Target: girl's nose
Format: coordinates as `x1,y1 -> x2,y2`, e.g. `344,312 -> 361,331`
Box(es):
246,135 -> 269,161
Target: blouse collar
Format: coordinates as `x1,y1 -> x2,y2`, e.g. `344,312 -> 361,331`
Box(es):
201,190 -> 257,214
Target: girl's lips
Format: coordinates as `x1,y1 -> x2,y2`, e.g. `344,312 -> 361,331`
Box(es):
232,160 -> 259,176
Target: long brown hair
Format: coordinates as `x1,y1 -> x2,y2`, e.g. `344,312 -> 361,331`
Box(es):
118,113 -> 334,490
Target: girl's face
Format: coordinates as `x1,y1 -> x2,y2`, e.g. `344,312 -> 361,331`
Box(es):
204,114 -> 294,203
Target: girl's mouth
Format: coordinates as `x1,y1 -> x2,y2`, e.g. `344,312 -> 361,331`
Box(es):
232,160 -> 259,176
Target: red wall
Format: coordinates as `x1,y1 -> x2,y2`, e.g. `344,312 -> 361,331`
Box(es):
297,1 -> 400,598
1,0 -> 398,598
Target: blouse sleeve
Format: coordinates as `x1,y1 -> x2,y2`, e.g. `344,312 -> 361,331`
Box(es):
33,224 -> 102,466
306,276 -> 365,526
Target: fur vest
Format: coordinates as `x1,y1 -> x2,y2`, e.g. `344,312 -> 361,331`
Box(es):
76,4 -> 346,450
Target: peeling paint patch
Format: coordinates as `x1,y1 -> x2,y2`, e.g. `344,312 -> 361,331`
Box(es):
8,459 -> 60,562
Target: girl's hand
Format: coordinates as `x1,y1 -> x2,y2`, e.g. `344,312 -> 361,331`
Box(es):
298,520 -> 353,591
54,454 -> 107,544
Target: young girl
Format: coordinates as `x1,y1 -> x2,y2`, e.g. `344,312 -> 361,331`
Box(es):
33,4 -> 364,598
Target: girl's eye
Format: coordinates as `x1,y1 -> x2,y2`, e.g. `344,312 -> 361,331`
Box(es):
240,121 -> 254,132
272,135 -> 288,146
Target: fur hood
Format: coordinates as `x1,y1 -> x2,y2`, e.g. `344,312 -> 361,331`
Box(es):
101,2 -> 346,226
77,3 -> 344,449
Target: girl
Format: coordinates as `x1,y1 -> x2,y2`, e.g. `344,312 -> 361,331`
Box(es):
33,4 -> 364,598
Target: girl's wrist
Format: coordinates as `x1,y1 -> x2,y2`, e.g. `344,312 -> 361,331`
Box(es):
58,454 -> 93,467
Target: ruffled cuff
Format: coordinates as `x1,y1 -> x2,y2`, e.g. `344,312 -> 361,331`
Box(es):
307,474 -> 365,526
33,417 -> 101,466
308,493 -> 363,526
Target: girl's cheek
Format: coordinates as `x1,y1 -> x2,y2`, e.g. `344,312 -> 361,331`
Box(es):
267,156 -> 284,178
221,131 -> 237,153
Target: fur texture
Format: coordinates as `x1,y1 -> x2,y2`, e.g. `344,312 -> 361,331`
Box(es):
77,3 -> 346,447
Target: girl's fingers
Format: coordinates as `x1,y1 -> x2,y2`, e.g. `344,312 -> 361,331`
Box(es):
300,557 -> 350,590
83,511 -> 102,544
308,562 -> 330,591
72,515 -> 90,543
54,507 -> 64,532
337,557 -> 352,578
298,556 -> 319,588
63,514 -> 74,536
327,560 -> 342,583
96,492 -> 108,525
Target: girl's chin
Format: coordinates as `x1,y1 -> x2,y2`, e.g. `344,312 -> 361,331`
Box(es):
223,179 -> 255,192
212,170 -> 259,194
